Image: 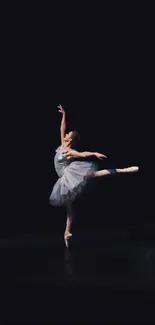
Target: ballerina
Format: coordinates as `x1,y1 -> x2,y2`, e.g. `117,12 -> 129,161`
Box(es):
49,104 -> 139,247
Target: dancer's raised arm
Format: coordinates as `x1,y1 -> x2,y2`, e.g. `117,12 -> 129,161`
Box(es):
57,104 -> 66,144
65,149 -> 107,160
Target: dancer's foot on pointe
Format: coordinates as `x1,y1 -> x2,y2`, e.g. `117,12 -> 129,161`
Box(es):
64,231 -> 72,248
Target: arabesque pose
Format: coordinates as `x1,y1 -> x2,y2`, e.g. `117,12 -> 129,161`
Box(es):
49,105 -> 139,247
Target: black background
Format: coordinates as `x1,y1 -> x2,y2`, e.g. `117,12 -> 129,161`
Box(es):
3,3 -> 153,237
1,3 -> 154,324
4,24 -> 152,235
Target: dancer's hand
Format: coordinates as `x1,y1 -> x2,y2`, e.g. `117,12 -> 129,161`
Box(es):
57,104 -> 65,114
95,152 -> 107,160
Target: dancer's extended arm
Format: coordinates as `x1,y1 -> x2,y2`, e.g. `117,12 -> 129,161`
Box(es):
57,104 -> 66,144
65,150 -> 107,160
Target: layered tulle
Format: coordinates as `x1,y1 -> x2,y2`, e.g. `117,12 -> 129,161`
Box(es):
49,160 -> 97,206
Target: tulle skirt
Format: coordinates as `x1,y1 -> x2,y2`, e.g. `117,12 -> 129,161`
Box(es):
49,160 -> 97,207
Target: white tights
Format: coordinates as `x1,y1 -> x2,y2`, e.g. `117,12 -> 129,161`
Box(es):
65,203 -> 74,234
94,166 -> 139,177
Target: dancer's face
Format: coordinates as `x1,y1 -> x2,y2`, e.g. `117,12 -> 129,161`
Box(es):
64,131 -> 73,143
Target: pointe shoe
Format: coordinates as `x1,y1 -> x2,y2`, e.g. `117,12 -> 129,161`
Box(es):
64,231 -> 72,248
125,166 -> 139,173
118,166 -> 139,174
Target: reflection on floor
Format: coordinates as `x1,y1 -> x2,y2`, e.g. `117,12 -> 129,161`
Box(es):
0,229 -> 155,324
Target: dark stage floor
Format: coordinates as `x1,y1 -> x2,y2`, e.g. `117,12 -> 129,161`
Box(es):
1,224 -> 155,324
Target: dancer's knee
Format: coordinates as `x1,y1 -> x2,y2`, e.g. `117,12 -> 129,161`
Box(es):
94,168 -> 117,177
109,168 -> 117,175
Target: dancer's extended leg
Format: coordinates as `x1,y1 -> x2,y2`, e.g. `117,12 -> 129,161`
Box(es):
94,166 -> 139,177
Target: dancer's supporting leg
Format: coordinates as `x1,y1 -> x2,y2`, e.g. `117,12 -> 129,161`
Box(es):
64,202 -> 73,247
94,166 -> 139,177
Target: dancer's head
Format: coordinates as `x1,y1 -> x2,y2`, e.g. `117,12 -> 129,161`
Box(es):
64,130 -> 81,148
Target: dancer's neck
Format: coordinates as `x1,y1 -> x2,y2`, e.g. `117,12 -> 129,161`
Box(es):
63,141 -> 71,150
